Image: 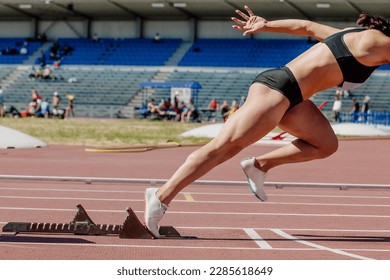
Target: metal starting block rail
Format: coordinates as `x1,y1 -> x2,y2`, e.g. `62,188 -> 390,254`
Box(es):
1,204 -> 184,239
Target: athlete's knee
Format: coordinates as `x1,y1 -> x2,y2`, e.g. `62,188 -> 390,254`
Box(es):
317,136 -> 338,159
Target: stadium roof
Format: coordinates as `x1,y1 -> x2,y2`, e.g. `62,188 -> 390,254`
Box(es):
0,0 -> 389,22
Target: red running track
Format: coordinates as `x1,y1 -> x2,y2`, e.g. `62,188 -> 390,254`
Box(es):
0,139 -> 389,260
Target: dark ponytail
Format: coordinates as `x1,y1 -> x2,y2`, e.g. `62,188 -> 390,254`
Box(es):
357,12 -> 390,36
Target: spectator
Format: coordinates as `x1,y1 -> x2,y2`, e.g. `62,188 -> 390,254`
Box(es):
208,98 -> 219,110
153,33 -> 161,43
0,86 -> 3,117
361,95 -> 371,123
175,100 -> 187,121
36,97 -> 50,118
205,98 -> 219,122
31,88 -> 42,116
31,88 -> 42,101
42,66 -> 53,80
350,98 -> 360,122
239,96 -> 246,107
21,94 -> 38,118
29,66 -> 42,80
181,99 -> 197,122
20,88 -> 42,118
92,33 -> 100,42
65,95 -> 75,118
158,98 -> 169,112
49,42 -> 60,60
4,105 -> 20,118
224,99 -> 239,120
332,92 -> 342,122
51,91 -> 64,118
171,95 -> 180,113
147,98 -> 165,117
63,45 -> 73,55
220,99 -> 230,121
20,42 -> 28,55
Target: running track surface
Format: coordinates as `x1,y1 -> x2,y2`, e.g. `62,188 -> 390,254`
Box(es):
0,139 -> 389,260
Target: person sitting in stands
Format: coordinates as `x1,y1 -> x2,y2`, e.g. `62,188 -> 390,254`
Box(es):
147,98 -> 165,117
49,42 -> 60,60
208,98 -> 219,110
51,91 -> 64,118
21,89 -> 40,118
65,95 -> 75,118
223,99 -> 240,120
153,33 -> 161,43
92,33 -> 100,42
42,66 -> 53,80
220,99 -> 230,121
36,97 -> 50,118
181,99 -> 198,122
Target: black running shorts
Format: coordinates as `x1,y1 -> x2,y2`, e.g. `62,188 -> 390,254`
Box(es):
252,66 -> 303,110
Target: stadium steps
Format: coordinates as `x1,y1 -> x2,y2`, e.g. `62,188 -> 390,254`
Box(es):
0,65 -> 28,90
165,42 -> 193,66
23,42 -> 52,65
125,69 -> 169,117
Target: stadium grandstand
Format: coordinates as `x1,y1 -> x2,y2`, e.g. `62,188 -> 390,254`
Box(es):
0,0 -> 389,123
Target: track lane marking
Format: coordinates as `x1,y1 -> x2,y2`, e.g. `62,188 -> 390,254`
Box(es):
270,229 -> 374,260
243,228 -> 272,249
1,206 -> 390,218
1,195 -> 390,208
2,187 -> 390,200
0,242 -> 389,253
183,193 -> 195,202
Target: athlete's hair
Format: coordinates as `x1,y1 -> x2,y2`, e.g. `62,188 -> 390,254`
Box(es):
357,12 -> 390,37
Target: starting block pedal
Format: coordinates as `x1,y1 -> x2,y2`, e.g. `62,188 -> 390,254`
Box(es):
1,204 -> 187,239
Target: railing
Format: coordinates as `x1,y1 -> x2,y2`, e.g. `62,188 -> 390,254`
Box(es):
339,112 -> 390,126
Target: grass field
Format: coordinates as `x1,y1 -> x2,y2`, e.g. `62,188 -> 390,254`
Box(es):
0,118 -> 211,146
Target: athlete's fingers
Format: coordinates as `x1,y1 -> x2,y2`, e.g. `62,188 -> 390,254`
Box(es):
244,5 -> 255,17
243,26 -> 258,36
243,29 -> 253,36
235,9 -> 249,21
231,17 -> 246,26
232,25 -> 244,31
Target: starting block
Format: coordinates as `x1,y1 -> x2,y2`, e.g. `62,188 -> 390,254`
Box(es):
1,204 -> 186,239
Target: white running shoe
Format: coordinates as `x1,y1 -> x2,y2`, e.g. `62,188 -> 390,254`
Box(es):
240,157 -> 268,201
144,187 -> 168,238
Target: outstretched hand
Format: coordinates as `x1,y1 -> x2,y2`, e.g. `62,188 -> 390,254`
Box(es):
231,5 -> 268,36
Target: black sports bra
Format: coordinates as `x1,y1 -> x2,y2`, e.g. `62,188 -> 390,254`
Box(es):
322,28 -> 378,90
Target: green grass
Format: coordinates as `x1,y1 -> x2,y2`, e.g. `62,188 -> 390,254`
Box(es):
0,118 -> 211,146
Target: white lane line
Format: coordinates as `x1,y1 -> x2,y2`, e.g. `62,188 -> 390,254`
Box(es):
243,228 -> 272,249
1,195 -> 390,208
1,206 -> 390,218
271,229 -> 374,260
0,241 -> 389,254
2,187 -> 390,200
0,195 -> 138,202
0,187 -> 137,194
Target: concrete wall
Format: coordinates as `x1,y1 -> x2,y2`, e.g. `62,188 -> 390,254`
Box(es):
0,21 -> 32,37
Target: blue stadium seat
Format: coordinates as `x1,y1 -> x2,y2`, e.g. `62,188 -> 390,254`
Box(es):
0,38 -> 41,64
179,38 -> 312,68
47,38 -> 182,66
